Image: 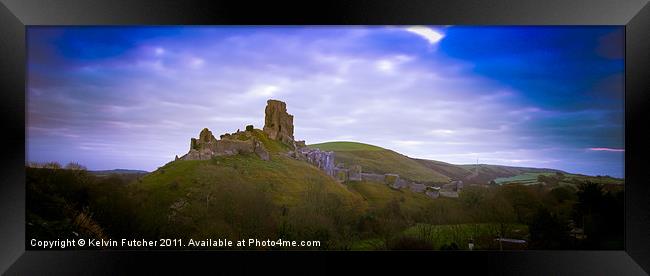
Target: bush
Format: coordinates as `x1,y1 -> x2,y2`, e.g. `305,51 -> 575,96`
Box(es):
43,162 -> 62,169
440,242 -> 460,250
65,162 -> 87,171
387,235 -> 434,250
528,207 -> 570,249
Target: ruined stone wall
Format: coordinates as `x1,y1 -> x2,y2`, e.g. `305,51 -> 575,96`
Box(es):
349,165 -> 362,181
180,128 -> 269,161
409,183 -> 427,193
361,173 -> 384,182
300,148 -> 335,177
425,187 -> 440,199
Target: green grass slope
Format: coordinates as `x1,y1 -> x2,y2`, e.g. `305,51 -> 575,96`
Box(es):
129,132 -> 367,243
308,142 -> 449,184
413,159 -> 473,180
494,172 -> 555,185
346,180 -> 431,215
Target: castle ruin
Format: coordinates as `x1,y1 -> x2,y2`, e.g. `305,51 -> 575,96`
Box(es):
176,99 -> 459,199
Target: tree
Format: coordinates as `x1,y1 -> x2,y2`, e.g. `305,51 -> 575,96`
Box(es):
481,194 -> 517,241
572,182 -> 624,249
65,162 -> 87,171
528,207 -> 570,249
43,161 -> 62,169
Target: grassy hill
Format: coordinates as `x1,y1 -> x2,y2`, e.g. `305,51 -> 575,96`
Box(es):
90,169 -> 149,177
308,141 -> 450,184
129,131 -> 367,245
307,141 -> 576,186
347,180 -> 431,215
309,142 -> 386,151
413,159 -> 473,180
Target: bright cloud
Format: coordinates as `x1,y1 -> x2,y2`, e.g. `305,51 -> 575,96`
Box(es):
588,147 -> 625,152
405,26 -> 444,44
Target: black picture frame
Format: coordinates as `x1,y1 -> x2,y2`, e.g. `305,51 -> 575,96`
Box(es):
1,0 -> 648,274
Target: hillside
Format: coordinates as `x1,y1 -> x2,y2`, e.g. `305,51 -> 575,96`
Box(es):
90,169 -> 149,176
347,180 -> 432,215
457,164 -> 564,184
130,131 -> 367,242
309,141 -> 576,186
413,159 -> 473,180
308,142 -> 450,184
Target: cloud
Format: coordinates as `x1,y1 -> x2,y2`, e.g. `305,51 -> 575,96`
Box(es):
245,85 -> 280,98
25,26 -> 624,177
393,140 -> 427,146
375,55 -> 413,73
588,147 -> 624,152
154,47 -> 165,55
404,26 -> 444,45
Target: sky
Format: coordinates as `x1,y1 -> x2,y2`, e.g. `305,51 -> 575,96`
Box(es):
26,26 -> 625,177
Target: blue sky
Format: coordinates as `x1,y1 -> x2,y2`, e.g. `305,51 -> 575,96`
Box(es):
26,26 -> 625,177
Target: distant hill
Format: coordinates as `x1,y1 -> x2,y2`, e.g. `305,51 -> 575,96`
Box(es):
455,164 -> 564,184
90,169 -> 149,175
413,159 -> 473,180
309,141 -> 569,185
309,141 -> 450,184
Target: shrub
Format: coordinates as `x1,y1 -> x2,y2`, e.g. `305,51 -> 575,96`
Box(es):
43,162 -> 62,169
65,162 -> 87,171
440,242 -> 460,250
387,235 -> 434,250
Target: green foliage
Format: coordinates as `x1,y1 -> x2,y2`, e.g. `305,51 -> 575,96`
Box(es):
386,235 -> 434,250
400,223 -> 529,250
347,180 -> 430,216
527,207 -> 570,249
572,182 -> 624,249
64,162 -> 87,171
26,167 -> 137,243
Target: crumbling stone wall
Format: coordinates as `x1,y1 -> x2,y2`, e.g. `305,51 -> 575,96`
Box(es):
296,147 -> 335,177
180,127 -> 269,161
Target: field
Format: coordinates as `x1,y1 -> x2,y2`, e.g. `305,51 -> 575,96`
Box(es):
353,223 -> 529,250
494,172 -> 554,185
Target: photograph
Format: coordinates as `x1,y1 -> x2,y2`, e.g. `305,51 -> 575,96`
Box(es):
26,26 -> 625,250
